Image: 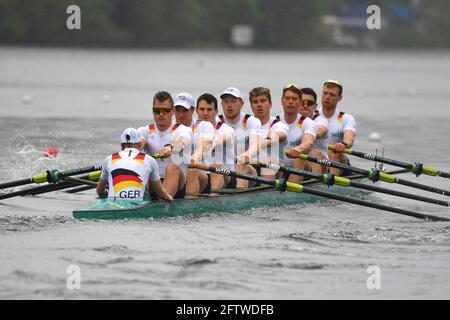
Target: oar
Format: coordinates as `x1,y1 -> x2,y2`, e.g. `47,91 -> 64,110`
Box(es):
0,164 -> 102,190
65,185 -> 96,194
0,171 -> 101,201
260,162 -> 450,207
297,153 -> 450,197
328,145 -> 450,179
191,164 -> 450,222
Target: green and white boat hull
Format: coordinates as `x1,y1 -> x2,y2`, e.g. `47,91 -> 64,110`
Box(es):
72,184 -> 367,220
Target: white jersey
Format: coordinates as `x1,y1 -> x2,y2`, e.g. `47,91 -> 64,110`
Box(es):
218,113 -> 262,156
311,110 -> 330,156
137,123 -> 192,178
260,116 -> 289,162
316,108 -> 356,148
172,114 -> 198,129
277,113 -> 317,166
212,121 -> 235,171
192,120 -> 215,162
100,148 -> 160,200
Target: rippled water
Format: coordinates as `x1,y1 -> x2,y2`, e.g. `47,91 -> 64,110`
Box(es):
0,47 -> 449,299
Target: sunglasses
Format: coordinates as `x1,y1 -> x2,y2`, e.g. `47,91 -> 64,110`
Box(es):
153,107 -> 172,115
283,83 -> 301,91
301,99 -> 316,107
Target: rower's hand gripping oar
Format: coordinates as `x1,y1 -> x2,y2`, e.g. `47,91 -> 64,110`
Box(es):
328,145 -> 450,179
190,164 -> 450,222
296,152 -> 450,197
0,164 -> 102,190
260,162 -> 450,207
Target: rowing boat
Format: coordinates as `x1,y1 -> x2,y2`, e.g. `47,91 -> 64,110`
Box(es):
72,179 -> 368,220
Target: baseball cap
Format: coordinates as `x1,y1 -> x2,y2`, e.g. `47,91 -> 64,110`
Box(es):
324,79 -> 343,94
220,87 -> 242,99
282,83 -> 302,95
120,127 -> 141,144
174,92 -> 195,109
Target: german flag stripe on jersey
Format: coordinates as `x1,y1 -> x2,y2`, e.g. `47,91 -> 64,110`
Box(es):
243,114 -> 251,128
111,168 -> 144,193
338,112 -> 345,122
111,153 -> 121,164
134,153 -> 145,165
171,123 -> 180,133
298,116 -> 306,128
312,110 -> 320,120
149,124 -> 155,134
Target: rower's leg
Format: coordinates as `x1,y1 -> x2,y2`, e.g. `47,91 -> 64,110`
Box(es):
186,169 -> 208,196
235,164 -> 257,188
163,163 -> 186,197
310,150 -> 327,174
289,158 -> 307,183
328,150 -> 347,175
210,164 -> 230,190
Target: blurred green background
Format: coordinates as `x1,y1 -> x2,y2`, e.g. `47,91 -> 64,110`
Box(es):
1,0 -> 449,49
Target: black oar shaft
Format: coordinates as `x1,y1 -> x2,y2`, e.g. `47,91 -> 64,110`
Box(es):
396,178 -> 450,196
302,154 -> 450,197
0,178 -> 34,189
301,186 -> 450,222
262,162 -> 450,207
439,171 -> 450,179
0,164 -> 102,190
0,182 -> 77,200
349,181 -> 449,207
331,146 -> 450,179
0,171 -> 101,201
350,150 -> 413,170
194,164 -> 450,222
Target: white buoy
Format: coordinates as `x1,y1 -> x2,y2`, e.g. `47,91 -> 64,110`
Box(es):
22,94 -> 32,104
101,94 -> 111,103
369,132 -> 381,143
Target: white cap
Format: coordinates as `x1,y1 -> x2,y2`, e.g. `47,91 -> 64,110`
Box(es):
220,87 -> 242,99
174,92 -> 195,109
120,127 -> 141,144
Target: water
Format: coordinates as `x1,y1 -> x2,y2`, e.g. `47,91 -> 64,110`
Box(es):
0,47 -> 449,299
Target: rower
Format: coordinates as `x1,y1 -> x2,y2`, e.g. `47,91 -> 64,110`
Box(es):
96,127 -> 173,202
186,93 -> 236,196
276,83 -> 317,183
249,87 -> 288,179
137,91 -> 192,198
298,87 -> 329,173
318,79 -> 356,176
173,92 -> 197,128
219,87 -> 262,188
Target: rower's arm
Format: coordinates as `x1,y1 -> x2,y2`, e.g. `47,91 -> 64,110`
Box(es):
172,135 -> 191,150
213,132 -> 232,147
263,130 -> 287,148
246,132 -> 262,158
150,179 -> 173,202
296,133 -> 315,154
333,130 -> 356,152
160,135 -> 191,158
96,178 -> 108,197
139,138 -> 146,151
342,130 -> 356,149
316,124 -> 328,139
192,138 -> 213,162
